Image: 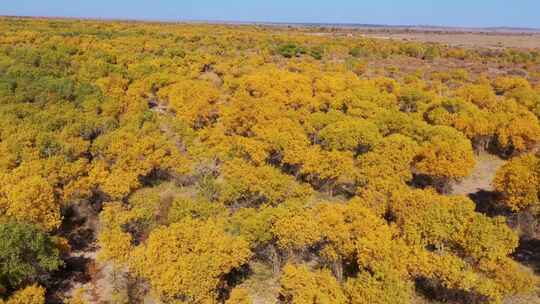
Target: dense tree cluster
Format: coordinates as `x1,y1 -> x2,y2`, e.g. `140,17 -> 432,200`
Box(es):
0,17 -> 540,303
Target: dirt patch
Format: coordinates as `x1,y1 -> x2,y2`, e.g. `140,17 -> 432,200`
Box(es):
46,201 -> 129,304
47,202 -> 99,303
236,262 -> 280,304
451,153 -> 506,196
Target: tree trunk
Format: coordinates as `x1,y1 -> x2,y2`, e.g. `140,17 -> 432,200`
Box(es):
269,244 -> 281,274
332,257 -> 344,282
435,177 -> 451,194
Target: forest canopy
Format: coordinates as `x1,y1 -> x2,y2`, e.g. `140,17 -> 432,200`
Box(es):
0,17 -> 540,304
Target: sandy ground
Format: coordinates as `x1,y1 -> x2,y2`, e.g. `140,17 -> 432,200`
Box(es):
361,32 -> 540,49
451,153 -> 506,196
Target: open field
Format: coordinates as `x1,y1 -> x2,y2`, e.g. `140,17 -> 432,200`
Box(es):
360,31 -> 540,49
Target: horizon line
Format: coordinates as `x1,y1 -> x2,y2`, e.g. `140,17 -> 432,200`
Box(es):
2,15 -> 540,33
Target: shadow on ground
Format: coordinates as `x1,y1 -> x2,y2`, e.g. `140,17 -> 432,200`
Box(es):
468,190 -> 508,217
513,238 -> 540,275
46,203 -> 99,304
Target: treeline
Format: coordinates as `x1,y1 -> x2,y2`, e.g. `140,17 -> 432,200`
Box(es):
0,17 -> 539,304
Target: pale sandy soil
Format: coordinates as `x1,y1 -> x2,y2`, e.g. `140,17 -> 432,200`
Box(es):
362,32 -> 540,49
451,152 -> 506,196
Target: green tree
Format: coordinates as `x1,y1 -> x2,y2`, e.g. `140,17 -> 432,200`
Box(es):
0,223 -> 62,293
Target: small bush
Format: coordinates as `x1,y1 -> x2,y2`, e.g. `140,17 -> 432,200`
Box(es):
277,43 -> 306,58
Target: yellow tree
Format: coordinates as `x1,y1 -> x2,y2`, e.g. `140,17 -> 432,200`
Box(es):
344,272 -> 413,304
252,117 -> 311,166
158,79 -> 221,128
318,118 -> 382,154
457,83 -> 497,109
299,147 -> 356,194
424,98 -> 495,151
228,206 -> 283,273
311,201 -> 412,284
279,264 -> 347,304
492,99 -> 540,154
0,176 -> 61,231
226,288 -> 253,304
493,154 -> 540,212
219,158 -> 312,207
414,126 -> 475,191
130,219 -> 252,303
492,76 -> 531,96
97,202 -> 135,267
388,188 -> 535,302
356,134 -> 419,206
0,285 -> 45,304
271,206 -> 322,257
88,124 -> 191,200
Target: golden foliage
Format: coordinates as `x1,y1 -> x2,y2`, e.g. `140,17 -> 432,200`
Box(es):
415,126 -> 476,181
493,154 -> 540,211
1,17 -> 539,303
279,264 -> 347,304
0,176 -> 61,231
1,285 -> 45,304
226,288 -> 253,304
130,219 -> 252,302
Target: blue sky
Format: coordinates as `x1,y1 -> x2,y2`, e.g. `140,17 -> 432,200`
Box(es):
2,0 -> 539,28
